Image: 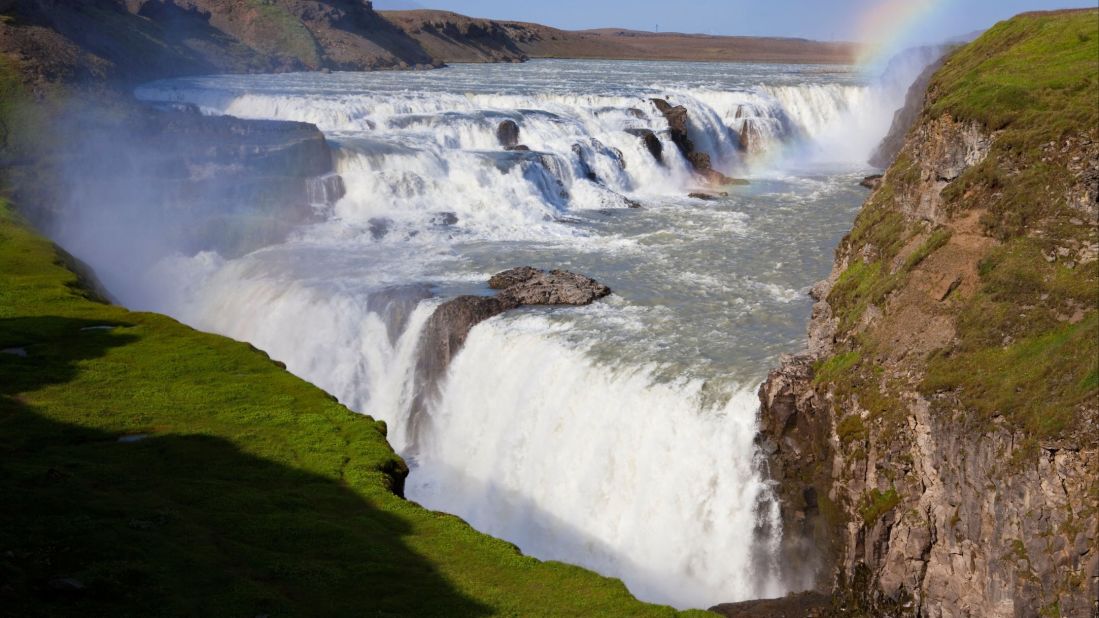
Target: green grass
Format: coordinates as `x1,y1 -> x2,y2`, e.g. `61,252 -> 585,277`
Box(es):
835,414 -> 868,447
817,10 -> 1099,443
924,313 -> 1098,438
814,351 -> 861,385
0,198 -> 697,616
859,489 -> 899,525
247,1 -> 322,69
929,10 -> 1098,135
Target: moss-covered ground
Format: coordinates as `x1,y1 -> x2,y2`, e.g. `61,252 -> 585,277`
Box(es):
0,203 -> 695,615
816,9 -> 1099,444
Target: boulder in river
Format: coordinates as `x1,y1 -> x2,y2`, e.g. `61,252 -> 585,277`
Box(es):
651,98 -> 694,158
494,268 -> 611,306
652,97 -> 744,187
410,267 -> 612,444
497,119 -> 520,148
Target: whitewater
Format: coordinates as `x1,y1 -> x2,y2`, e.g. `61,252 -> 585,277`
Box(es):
62,57 -> 927,608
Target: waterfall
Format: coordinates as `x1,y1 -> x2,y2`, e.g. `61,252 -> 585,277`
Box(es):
87,58 -> 934,609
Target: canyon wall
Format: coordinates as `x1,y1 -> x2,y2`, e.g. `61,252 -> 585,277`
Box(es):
758,10 -> 1098,617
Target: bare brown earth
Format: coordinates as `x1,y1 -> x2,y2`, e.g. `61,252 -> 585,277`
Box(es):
381,10 -> 859,65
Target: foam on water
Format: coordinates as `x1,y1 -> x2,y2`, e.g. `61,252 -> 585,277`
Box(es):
108,58 -> 936,608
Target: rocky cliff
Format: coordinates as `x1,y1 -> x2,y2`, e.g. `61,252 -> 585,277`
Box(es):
758,10 -> 1098,617
0,0 -> 436,85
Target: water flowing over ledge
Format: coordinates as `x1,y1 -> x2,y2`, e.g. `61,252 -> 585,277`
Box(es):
52,58 -> 932,608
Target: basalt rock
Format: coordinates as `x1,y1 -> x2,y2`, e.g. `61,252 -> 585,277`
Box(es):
626,128 -> 664,163
651,97 -> 694,159
495,268 -> 611,306
754,30 -> 1099,617
411,268 -> 611,443
709,591 -> 832,617
651,97 -> 738,186
497,119 -> 520,149
860,174 -> 883,190
11,101 -> 341,259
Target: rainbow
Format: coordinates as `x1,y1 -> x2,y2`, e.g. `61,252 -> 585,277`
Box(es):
854,0 -> 944,66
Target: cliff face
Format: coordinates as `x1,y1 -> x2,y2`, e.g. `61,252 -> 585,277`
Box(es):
759,10 -> 1099,617
0,0 -> 436,84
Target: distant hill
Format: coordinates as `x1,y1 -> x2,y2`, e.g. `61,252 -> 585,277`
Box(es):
380,9 -> 859,65
0,1 -> 857,90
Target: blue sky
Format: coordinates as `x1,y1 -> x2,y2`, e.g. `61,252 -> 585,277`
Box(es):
374,1 -> 1098,44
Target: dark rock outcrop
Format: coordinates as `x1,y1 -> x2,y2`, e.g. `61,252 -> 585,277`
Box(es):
423,267 -> 610,361
494,267 -> 611,306
738,118 -> 766,156
859,174 -> 883,190
709,591 -> 832,617
409,268 -> 611,446
10,100 -> 342,258
497,119 -> 520,149
651,97 -> 741,186
688,191 -> 728,201
1,0 -> 438,84
625,128 -> 664,163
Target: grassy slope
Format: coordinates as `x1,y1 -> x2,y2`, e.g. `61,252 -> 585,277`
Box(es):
816,9 -> 1098,445
0,181 -> 695,617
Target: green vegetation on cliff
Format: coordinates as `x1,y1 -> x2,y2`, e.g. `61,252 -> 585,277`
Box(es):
817,9 -> 1098,444
0,200 -> 693,614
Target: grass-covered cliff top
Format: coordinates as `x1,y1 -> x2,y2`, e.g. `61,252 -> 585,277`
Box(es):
0,198 -> 696,614
819,9 -> 1098,448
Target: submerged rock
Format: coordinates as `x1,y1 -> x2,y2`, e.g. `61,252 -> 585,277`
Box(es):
688,191 -> 728,201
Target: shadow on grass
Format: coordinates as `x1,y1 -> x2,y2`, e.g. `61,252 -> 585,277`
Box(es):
0,316 -> 492,617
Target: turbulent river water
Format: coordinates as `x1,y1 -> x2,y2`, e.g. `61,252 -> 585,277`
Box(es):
74,57 -> 927,608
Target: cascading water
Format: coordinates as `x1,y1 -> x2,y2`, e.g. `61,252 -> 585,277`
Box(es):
57,57 -> 933,609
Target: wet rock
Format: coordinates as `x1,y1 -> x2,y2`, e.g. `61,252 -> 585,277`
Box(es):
652,97 -> 737,186
571,143 -> 599,181
505,144 -> 530,152
651,97 -> 694,159
411,268 -> 611,442
860,174 -> 883,190
424,270 -> 609,360
368,218 -> 391,240
710,591 -> 832,617
430,212 -> 459,226
496,269 -> 611,306
739,118 -> 767,155
688,192 -> 727,201
625,128 -> 663,163
497,119 -> 520,149
488,266 -> 541,290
